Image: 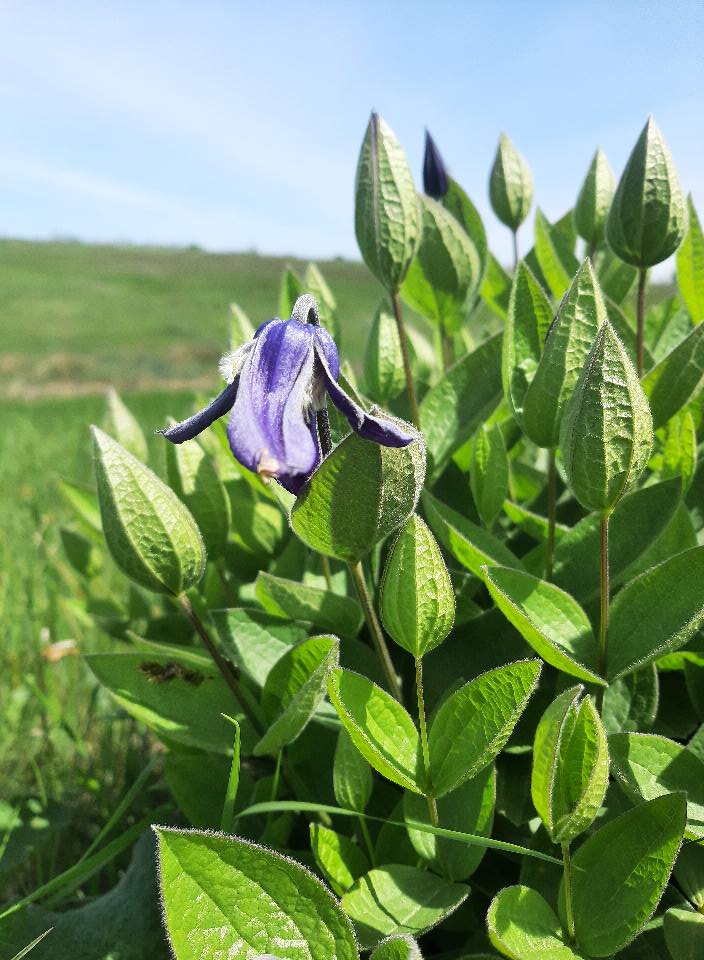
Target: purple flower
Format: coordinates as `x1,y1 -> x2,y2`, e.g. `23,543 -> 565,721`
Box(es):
160,295 -> 415,494
423,130 -> 449,199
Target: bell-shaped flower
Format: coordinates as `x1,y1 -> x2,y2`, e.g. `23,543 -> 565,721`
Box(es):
423,129 -> 449,199
160,295 -> 415,494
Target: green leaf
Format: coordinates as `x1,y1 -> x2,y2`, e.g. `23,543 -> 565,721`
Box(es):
104,388 -> 148,462
488,885 -> 581,960
546,477 -> 682,602
60,527 -> 103,578
428,660 -> 541,798
502,261 -> 553,425
489,133 -> 533,230
607,116 -> 687,267
310,823 -> 369,896
656,411 -> 697,490
85,652 -> 248,755
92,426 -> 206,595
7,930 -> 53,960
369,934 -> 421,960
481,253 -> 513,319
364,301 -> 412,402
380,514 -> 455,658
423,491 -> 523,578
56,477 -> 102,536
228,301 -> 254,350
574,148 -> 616,245
404,764 -> 495,881
566,792 -> 687,956
156,826 -> 357,960
597,247 -> 638,304
278,265 -> 302,318
255,571 -> 362,638
607,546 -> 704,678
291,429 -> 425,562
664,907 -> 704,960
523,258 -> 606,448
675,843 -> 704,910
471,424 -> 509,528
165,432 -> 230,559
534,208 -> 580,299
602,665 -> 659,734
305,262 -> 342,343
646,294 -> 693,361
643,321 -> 704,428
255,635 -> 339,756
327,668 -> 425,793
442,176 -> 489,287
609,733 -> 704,839
560,321 -> 653,513
482,566 -> 604,685
419,334 -> 503,475
213,608 -> 308,688
677,195 -> 704,323
531,686 -> 582,833
355,112 -> 420,291
334,729 -> 373,813
341,865 -> 468,949
401,196 -> 482,334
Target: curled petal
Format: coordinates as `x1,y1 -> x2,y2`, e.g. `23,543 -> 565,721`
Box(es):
227,318 -> 321,493
315,344 -> 415,447
159,378 -> 239,443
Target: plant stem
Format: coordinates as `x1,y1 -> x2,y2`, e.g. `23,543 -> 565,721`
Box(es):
546,448 -> 557,581
415,658 -> 439,827
636,267 -> 647,378
440,330 -> 454,371
391,291 -> 420,429
562,841 -> 576,943
512,229 -> 519,271
358,816 -> 376,866
320,555 -> 333,590
349,560 -> 403,704
597,512 -> 610,708
589,240 -> 597,264
177,593 -> 261,733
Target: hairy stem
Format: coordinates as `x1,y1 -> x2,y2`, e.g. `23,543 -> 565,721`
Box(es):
562,841 -> 576,943
391,291 -> 420,429
320,555 -> 333,591
349,560 -> 403,704
358,816 -> 376,866
177,594 -> 262,733
416,658 -> 439,827
512,229 -> 519,271
636,267 -> 647,378
546,448 -> 557,581
597,513 -> 610,708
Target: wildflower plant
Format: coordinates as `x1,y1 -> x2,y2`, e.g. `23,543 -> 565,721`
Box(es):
25,111 -> 704,960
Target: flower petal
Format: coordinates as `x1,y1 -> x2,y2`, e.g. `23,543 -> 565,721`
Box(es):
159,378 -> 239,443
227,317 -> 321,492
315,343 -> 415,447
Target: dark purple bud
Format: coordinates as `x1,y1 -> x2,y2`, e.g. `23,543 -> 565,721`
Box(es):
423,129 -> 449,199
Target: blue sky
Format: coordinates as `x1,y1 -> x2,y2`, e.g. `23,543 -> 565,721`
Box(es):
1,0 -> 702,275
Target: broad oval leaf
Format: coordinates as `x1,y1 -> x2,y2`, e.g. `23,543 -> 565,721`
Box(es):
423,491 -> 523,578
609,733 -> 704,839
91,426 -> 206,595
428,660 -> 541,798
327,668 -> 425,794
602,665 -> 659,734
502,261 -> 553,425
364,301 -> 411,403
401,196 -> 482,334
489,133 -> 533,230
566,793 -> 686,956
380,515 -> 454,658
419,334 -> 503,475
166,431 -> 230,558
607,546 -> 704,678
104,388 -> 148,462
643,320 -> 704,429
355,112 -> 420,291
156,827 -> 357,960
574,148 -> 616,246
341,865 -> 468,949
531,685 -> 583,834
560,321 -> 653,513
310,823 -> 369,896
534,208 -> 580,300
664,907 -> 704,960
677,195 -> 704,324
255,635 -> 340,756
334,729 -> 374,814
369,934 -> 421,960
441,176 -> 489,287
488,885 -> 581,960
607,116 -> 687,268
255,571 -> 362,639
471,424 -> 509,529
523,258 -> 606,448
291,429 -> 425,563
213,608 -> 309,688
483,565 -> 604,685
